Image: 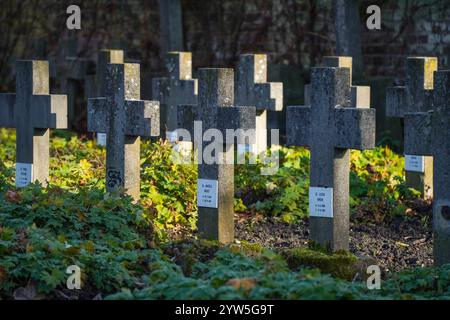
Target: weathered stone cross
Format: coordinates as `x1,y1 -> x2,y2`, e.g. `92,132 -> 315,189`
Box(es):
386,57 -> 437,198
0,60 -> 68,187
287,63 -> 375,251
53,48 -> 94,131
304,57 -> 370,108
196,68 -> 256,243
52,47 -> 124,145
235,54 -> 283,155
404,70 -> 450,266
93,49 -> 125,146
87,63 -> 160,199
152,52 -> 198,147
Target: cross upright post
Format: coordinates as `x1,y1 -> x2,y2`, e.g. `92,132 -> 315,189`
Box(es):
158,0 -> 184,59
303,56 -> 370,110
87,63 -> 160,200
196,68 -> 256,243
287,65 -> 375,251
53,45 -> 95,132
0,60 -> 67,187
235,54 -> 283,156
94,49 -> 125,146
386,57 -> 437,198
152,52 -> 198,149
404,70 -> 450,265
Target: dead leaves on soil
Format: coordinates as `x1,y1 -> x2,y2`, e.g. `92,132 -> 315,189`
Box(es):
226,277 -> 257,292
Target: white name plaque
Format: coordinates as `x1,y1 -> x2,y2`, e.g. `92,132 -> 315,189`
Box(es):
197,179 -> 218,208
404,155 -> 425,173
309,187 -> 333,218
16,163 -> 33,188
97,133 -> 107,146
166,131 -> 178,144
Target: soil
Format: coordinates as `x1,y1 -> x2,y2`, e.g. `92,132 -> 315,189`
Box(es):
235,199 -> 433,274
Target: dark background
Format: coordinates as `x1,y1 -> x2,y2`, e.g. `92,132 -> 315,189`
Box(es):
0,0 -> 449,148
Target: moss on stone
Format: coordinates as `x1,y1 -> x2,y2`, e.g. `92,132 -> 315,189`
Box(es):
229,241 -> 266,257
281,247 -> 366,280
229,241 -> 289,273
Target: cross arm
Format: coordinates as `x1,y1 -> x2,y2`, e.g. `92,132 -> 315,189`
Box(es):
386,86 -> 406,118
286,105 -> 311,147
218,106 -> 256,144
254,82 -> 283,111
152,77 -> 169,103
87,97 -> 107,133
218,106 -> 256,131
169,78 -> 198,105
125,100 -> 160,137
351,86 -> 370,108
175,104 -> 197,139
0,93 -> 16,128
32,94 -> 68,129
404,111 -> 433,156
335,107 -> 376,150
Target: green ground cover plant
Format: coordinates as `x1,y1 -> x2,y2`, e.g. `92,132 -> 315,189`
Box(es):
0,129 -> 445,300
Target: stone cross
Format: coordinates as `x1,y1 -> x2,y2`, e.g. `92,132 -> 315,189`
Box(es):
404,70 -> 450,266
302,57 -> 370,113
0,60 -> 67,187
152,52 -> 198,149
235,54 -> 283,156
286,65 -> 375,251
94,49 -> 125,146
51,47 -> 124,144
87,63 -> 160,200
96,50 -> 125,97
196,68 -> 256,243
386,57 -> 437,198
54,52 -> 94,131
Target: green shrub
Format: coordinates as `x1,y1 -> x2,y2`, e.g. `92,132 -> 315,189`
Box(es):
235,145 -> 422,223
0,129 -> 443,300
0,184 -> 154,296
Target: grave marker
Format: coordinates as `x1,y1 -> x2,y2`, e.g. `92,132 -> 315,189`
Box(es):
152,52 -> 197,150
87,63 -> 159,200
386,57 -> 437,198
196,68 -> 256,243
235,54 -> 283,156
322,56 -> 371,109
287,65 -> 375,251
94,49 -> 125,146
0,60 -> 67,187
53,46 -> 95,131
404,70 -> 450,265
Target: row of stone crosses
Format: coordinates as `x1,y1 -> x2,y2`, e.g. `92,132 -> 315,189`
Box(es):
0,50 -> 448,266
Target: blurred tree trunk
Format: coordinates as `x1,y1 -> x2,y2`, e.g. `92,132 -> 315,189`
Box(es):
333,0 -> 363,79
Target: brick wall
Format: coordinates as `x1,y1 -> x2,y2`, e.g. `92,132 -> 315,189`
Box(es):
181,0 -> 449,82
1,0 -> 448,91
360,0 -> 450,81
